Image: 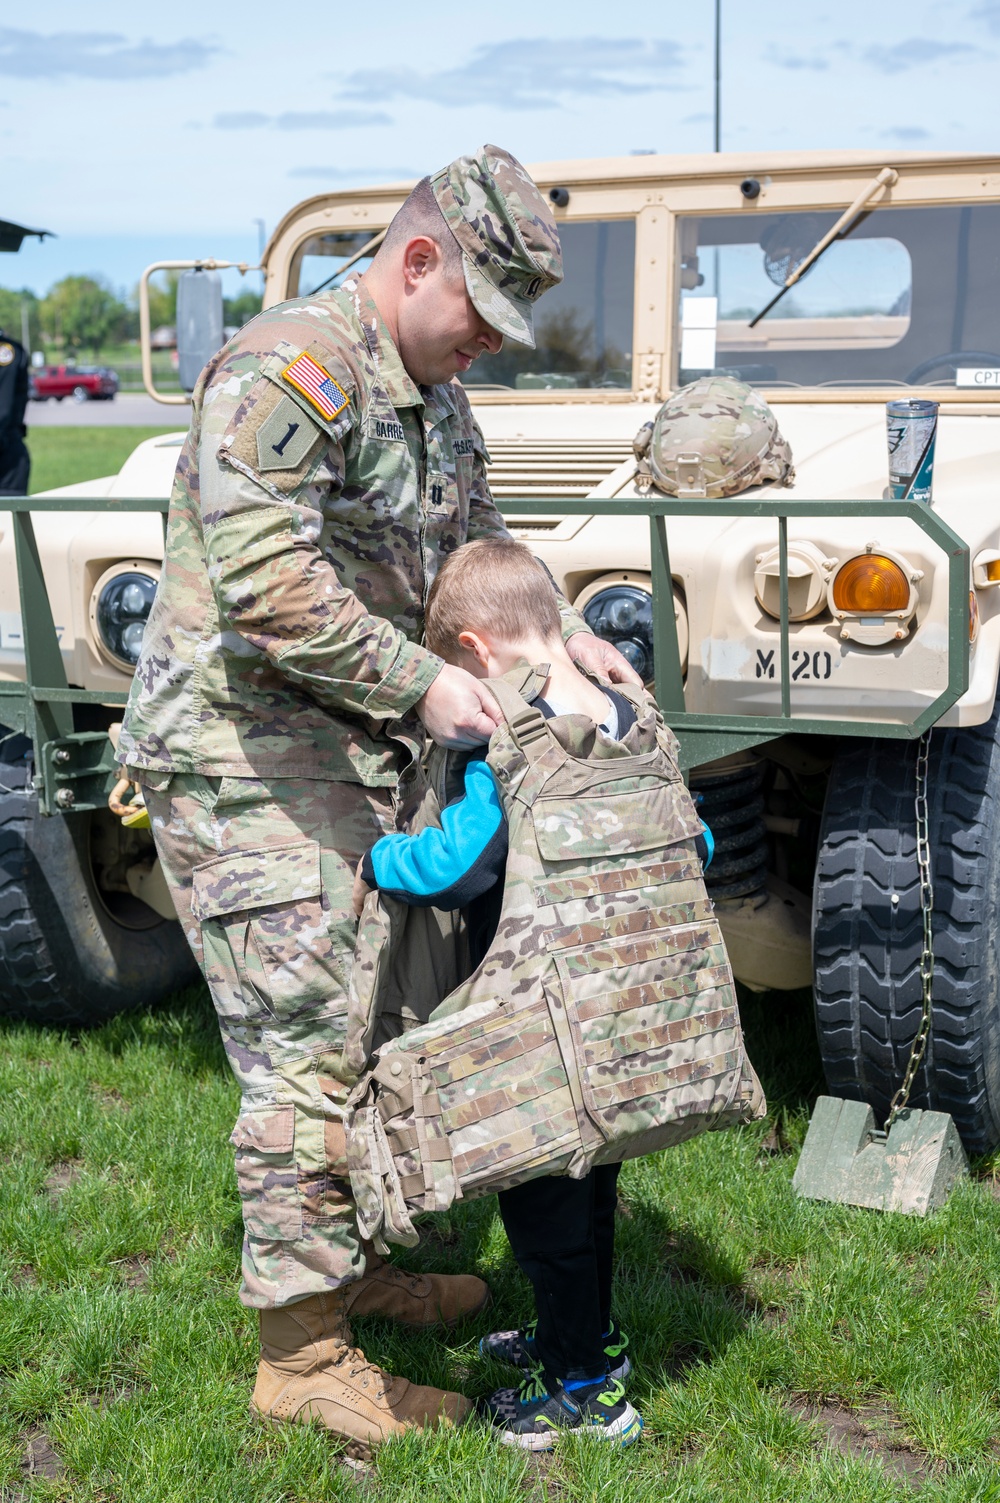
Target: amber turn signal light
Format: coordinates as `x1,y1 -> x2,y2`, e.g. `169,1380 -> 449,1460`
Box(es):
831,554 -> 911,614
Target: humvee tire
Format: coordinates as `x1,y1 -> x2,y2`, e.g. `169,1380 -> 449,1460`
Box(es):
0,727 -> 197,1026
812,704 -> 1000,1156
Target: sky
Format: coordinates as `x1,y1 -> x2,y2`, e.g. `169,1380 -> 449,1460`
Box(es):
3,0 -> 1000,299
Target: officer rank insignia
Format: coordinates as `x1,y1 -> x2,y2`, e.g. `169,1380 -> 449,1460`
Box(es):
281,353 -> 349,421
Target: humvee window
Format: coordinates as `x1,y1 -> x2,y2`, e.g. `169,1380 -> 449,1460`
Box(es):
288,231 -> 379,298
676,205 -> 1000,389
462,219 -> 636,392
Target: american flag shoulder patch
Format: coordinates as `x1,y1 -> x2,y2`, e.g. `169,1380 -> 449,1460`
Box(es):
281,353 -> 350,422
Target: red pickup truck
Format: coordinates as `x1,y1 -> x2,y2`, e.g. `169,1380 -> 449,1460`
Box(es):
29,364 -> 118,402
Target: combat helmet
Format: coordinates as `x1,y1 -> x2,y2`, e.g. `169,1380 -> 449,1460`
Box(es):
634,376 -> 795,498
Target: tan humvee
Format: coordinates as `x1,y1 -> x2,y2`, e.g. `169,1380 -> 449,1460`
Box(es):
4,149 -> 1000,1150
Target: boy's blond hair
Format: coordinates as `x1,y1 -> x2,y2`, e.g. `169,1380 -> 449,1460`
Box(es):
425,537 -> 562,660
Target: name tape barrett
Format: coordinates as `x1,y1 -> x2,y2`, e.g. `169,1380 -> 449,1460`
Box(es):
282,353 -> 350,421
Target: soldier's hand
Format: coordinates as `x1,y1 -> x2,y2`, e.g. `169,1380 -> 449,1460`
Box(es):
566,631 -> 644,688
352,859 -> 372,919
416,664 -> 503,748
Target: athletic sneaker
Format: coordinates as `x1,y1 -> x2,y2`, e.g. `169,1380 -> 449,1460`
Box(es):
479,1319 -> 632,1385
480,1366 -> 642,1452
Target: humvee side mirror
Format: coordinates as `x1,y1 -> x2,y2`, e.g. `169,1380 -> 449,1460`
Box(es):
138,256 -> 260,405
176,268 -> 224,393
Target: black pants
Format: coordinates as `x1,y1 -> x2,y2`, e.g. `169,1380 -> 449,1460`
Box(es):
0,433 -> 29,496
497,1161 -> 621,1381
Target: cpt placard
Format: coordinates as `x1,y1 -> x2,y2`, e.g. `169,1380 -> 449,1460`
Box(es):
956,368 -> 1000,387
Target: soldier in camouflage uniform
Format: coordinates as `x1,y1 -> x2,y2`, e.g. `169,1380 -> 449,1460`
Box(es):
117,144 -> 639,1450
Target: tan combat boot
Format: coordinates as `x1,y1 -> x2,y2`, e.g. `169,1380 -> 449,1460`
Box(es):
344,1244 -> 490,1328
251,1291 -> 470,1454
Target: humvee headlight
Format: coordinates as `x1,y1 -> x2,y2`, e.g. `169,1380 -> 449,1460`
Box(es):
90,562 -> 160,672
582,584 -> 654,680
574,572 -> 688,684
828,545 -> 920,646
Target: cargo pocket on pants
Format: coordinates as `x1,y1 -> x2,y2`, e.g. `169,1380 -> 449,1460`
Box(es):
230,1103 -> 303,1241
192,839 -> 342,1022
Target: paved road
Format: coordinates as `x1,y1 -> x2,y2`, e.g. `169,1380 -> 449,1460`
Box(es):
27,392 -> 190,427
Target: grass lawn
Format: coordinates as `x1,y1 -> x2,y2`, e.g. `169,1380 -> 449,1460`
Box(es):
26,428 -> 181,495
2,980 -> 999,1503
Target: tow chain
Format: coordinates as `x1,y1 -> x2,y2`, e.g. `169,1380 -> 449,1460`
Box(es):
886,729 -> 935,1129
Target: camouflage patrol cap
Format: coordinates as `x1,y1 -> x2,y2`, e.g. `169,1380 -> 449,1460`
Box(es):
430,144 -> 562,347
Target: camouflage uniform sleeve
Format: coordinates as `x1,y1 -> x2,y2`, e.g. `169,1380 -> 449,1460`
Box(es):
202,374 -> 443,719
464,409 -> 590,644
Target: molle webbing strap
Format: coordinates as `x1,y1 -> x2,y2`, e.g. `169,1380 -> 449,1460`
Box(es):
387,1124 -> 419,1153
609,680 -> 649,722
485,673 -> 550,756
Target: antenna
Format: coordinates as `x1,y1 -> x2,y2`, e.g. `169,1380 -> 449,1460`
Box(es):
253,218 -> 266,295
714,0 -> 722,153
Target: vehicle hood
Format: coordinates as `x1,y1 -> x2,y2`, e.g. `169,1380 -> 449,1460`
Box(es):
755,405 -> 1000,504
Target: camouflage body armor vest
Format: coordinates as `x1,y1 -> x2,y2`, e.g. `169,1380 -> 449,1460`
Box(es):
343,670 -> 765,1250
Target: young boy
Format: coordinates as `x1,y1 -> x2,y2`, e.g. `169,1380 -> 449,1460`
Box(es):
352,538 -> 710,1450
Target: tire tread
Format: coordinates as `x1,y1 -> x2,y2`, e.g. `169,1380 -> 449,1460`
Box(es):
813,709 -> 1000,1155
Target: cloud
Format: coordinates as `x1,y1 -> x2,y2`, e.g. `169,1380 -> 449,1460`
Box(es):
764,45 -> 830,70
288,165 -> 418,180
0,26 -> 219,79
214,109 -> 389,129
214,111 -> 269,128
765,36 -> 976,75
970,1 -> 1000,34
276,110 -> 389,129
881,125 -> 932,141
863,38 -> 976,72
338,37 -> 686,110
682,111 -> 711,123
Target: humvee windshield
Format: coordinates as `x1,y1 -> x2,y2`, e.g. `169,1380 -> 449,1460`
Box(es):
676,204 -> 1000,389
462,219 -> 635,391
288,231 -> 378,298
285,220 -> 636,392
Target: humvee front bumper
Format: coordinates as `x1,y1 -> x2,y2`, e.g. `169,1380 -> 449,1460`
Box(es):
0,493 -> 971,818
498,495 -> 971,771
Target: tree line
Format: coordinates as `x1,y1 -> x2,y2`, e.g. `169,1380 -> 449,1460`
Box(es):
0,274 -> 262,360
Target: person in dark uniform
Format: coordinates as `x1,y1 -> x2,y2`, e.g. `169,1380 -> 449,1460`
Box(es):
0,328 -> 30,496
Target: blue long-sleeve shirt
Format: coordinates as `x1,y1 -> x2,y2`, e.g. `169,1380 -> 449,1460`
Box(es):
362,754 -> 507,909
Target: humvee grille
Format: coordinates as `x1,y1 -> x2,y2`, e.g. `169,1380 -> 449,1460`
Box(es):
485,439 -> 634,498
